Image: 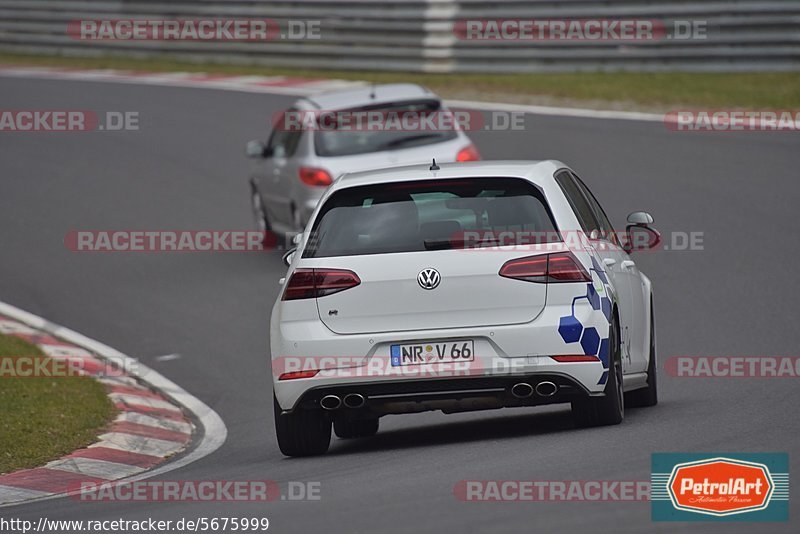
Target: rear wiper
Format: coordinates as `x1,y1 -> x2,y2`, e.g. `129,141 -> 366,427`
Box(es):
381,133 -> 443,150
423,237 -> 501,250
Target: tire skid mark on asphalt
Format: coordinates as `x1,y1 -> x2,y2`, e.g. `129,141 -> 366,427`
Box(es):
67,447 -> 163,469
44,458 -> 147,479
113,411 -> 193,434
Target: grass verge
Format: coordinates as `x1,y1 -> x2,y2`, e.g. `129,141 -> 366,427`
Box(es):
0,332 -> 116,474
1,52 -> 799,110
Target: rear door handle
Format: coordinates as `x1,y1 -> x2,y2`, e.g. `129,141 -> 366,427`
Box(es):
602,258 -> 616,267
621,260 -> 636,270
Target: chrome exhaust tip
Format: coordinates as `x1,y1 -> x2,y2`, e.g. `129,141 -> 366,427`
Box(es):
535,381 -> 558,397
511,383 -> 534,399
343,393 -> 366,409
320,395 -> 342,410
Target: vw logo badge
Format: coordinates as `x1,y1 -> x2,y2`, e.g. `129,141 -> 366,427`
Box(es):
417,268 -> 441,290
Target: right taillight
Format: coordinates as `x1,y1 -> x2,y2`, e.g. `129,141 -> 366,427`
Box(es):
499,252 -> 590,283
299,167 -> 333,187
282,268 -> 361,300
550,355 -> 600,362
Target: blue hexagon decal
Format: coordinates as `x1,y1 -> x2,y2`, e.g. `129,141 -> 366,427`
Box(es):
597,337 -> 610,368
580,327 -> 601,356
587,283 -> 601,310
601,297 -> 613,323
558,315 -> 583,343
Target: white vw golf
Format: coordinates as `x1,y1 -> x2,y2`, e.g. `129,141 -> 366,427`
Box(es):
271,160 -> 659,456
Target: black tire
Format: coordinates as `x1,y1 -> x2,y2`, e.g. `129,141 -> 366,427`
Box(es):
625,300 -> 658,408
334,417 -> 379,439
572,314 -> 624,428
273,395 -> 331,457
250,183 -> 271,233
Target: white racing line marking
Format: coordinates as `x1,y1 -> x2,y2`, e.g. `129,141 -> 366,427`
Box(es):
154,353 -> 181,362
0,66 -> 364,96
0,66 -> 665,123
0,300 -> 228,507
445,98 -> 663,123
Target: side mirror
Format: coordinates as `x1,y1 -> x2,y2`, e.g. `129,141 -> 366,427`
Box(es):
627,211 -> 654,225
623,221 -> 661,254
622,212 -> 659,253
282,248 -> 296,267
245,140 -> 272,159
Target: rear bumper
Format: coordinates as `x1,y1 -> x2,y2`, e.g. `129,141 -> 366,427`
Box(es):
277,368 -> 601,414
271,276 -> 615,411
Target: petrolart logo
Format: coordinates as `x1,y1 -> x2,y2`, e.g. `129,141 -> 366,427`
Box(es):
652,453 -> 789,521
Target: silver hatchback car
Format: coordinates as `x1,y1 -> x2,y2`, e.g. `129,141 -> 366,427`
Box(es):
246,84 -> 479,234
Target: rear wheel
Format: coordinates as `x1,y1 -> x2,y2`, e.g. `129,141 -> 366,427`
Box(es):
334,417 -> 379,439
572,315 -> 624,427
273,395 -> 331,457
625,299 -> 658,408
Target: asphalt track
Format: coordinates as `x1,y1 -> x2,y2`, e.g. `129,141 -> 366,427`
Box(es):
1,77 -> 799,533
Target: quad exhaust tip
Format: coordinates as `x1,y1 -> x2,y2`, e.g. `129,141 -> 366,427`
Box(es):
320,395 -> 342,410
511,383 -> 534,399
343,393 -> 366,409
535,381 -> 558,397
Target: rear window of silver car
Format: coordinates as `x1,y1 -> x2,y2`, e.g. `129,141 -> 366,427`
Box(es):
313,100 -> 458,157
303,177 -> 560,258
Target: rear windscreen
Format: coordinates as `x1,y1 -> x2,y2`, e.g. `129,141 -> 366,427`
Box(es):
303,178 -> 560,258
313,100 -> 458,157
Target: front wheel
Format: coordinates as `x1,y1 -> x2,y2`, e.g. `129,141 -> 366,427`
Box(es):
273,395 -> 331,457
572,315 -> 624,427
250,184 -> 271,233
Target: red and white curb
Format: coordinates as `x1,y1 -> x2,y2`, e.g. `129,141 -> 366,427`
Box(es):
0,64 -> 665,122
0,301 -> 227,507
0,65 -> 366,96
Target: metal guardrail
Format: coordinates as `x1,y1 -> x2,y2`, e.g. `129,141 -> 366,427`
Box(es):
0,0 -> 797,72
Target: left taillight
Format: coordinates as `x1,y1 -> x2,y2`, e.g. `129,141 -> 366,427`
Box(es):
279,369 -> 320,380
456,144 -> 481,162
282,268 -> 361,301
499,252 -> 590,283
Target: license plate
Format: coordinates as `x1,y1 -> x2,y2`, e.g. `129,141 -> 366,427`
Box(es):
390,340 -> 475,366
